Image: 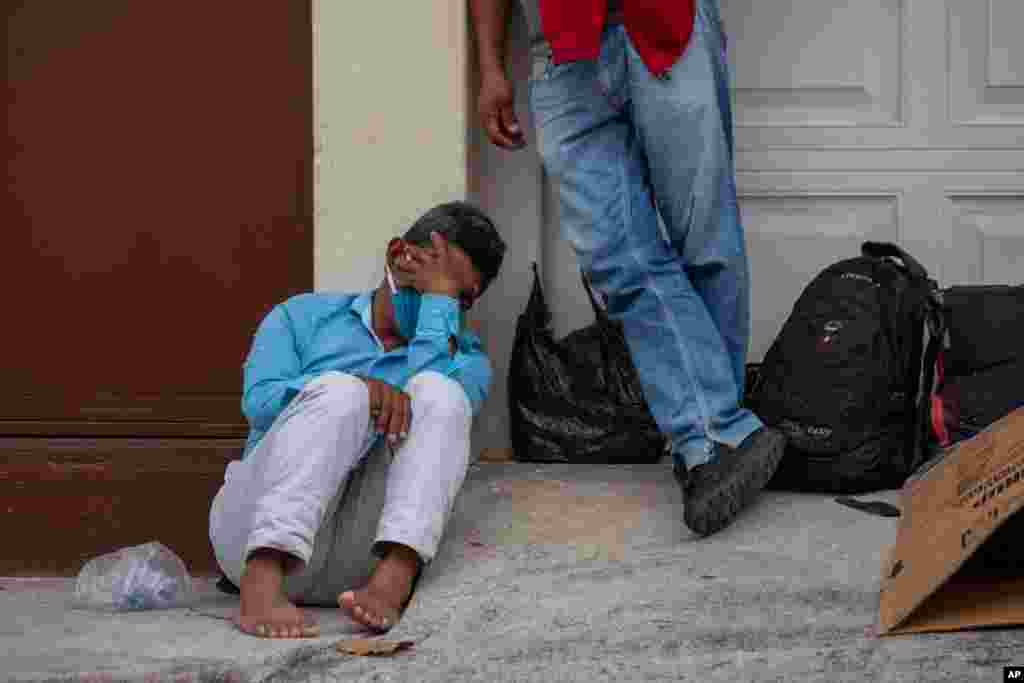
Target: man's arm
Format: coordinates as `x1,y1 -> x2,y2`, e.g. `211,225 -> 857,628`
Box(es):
404,294 -> 492,415
469,0 -> 525,149
241,302 -> 319,432
394,231 -> 495,413
470,0 -> 511,77
448,330 -> 493,415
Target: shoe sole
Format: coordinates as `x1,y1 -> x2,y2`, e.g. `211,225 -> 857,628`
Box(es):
683,430 -> 787,537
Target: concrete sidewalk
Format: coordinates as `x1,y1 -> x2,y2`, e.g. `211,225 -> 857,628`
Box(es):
4,463 -> 1023,682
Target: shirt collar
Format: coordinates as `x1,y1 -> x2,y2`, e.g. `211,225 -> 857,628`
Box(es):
351,291 -> 388,349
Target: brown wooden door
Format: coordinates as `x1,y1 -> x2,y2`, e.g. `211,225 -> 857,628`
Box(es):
3,1 -> 312,574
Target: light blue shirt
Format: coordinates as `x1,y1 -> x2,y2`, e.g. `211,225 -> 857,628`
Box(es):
241,291 -> 491,458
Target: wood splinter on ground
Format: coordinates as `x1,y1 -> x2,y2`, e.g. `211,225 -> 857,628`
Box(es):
335,638 -> 415,657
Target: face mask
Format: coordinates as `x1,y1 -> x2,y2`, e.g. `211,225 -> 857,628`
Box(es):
385,264 -> 422,340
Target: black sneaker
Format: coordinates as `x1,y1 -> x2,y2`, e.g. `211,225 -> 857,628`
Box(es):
677,427 -> 786,537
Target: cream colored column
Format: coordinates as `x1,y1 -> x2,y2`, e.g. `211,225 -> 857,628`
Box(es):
314,0 -> 468,292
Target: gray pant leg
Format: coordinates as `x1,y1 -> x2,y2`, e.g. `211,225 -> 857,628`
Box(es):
284,445 -> 392,607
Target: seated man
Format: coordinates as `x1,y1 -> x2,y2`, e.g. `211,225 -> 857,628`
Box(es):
209,202 -> 507,638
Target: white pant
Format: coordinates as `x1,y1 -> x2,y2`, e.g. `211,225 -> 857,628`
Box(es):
208,371 -> 473,606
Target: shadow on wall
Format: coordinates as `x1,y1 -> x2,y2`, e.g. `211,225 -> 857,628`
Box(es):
467,1 -> 545,461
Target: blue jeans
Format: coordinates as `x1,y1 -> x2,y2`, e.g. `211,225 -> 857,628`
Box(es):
527,0 -> 762,468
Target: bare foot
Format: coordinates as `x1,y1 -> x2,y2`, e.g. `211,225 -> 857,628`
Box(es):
339,544 -> 420,632
234,549 -> 319,639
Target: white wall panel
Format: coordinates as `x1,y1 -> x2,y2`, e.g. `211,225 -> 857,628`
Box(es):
949,194 -> 1024,284
730,0 -> 903,127
949,0 -> 1024,126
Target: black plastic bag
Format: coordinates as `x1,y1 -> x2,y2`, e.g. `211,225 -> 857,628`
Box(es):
508,264 -> 666,463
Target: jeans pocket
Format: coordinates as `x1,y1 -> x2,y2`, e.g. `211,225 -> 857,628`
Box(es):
530,51 -> 552,82
529,48 -> 584,84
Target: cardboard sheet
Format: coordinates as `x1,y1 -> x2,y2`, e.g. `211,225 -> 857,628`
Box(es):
878,407 -> 1024,635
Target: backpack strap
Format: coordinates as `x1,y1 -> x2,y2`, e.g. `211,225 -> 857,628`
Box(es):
908,288 -> 950,472
835,496 -> 902,518
861,242 -> 928,281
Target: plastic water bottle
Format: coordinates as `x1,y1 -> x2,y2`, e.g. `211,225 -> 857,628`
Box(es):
74,541 -> 194,610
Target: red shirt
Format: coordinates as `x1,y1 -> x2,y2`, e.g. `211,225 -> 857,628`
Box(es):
537,0 -> 696,78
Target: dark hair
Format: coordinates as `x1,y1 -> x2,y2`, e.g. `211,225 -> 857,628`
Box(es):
402,201 -> 507,294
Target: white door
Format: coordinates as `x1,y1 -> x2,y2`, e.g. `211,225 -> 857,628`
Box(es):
725,0 -> 1024,359
469,0 -> 1024,455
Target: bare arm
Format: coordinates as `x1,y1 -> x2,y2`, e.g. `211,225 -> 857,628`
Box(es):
468,0 -> 525,149
469,0 -> 511,77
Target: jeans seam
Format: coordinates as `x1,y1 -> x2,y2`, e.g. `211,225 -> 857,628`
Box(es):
617,135 -> 714,453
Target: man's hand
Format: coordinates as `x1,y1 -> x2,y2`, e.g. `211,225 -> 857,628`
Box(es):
394,232 -> 462,299
360,377 -> 411,445
469,0 -> 524,150
478,71 -> 525,150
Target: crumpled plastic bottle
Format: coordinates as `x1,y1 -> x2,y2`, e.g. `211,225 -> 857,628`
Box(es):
74,541 -> 194,610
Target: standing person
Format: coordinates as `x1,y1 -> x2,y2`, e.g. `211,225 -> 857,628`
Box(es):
469,0 -> 785,536
210,202 -> 506,637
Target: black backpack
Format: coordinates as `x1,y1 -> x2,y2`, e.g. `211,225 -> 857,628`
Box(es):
930,284 -> 1024,445
941,284 -> 1024,377
936,362 -> 1024,444
747,242 -> 947,494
